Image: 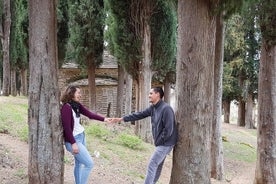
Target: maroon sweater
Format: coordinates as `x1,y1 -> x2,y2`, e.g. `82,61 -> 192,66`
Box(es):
61,103 -> 105,144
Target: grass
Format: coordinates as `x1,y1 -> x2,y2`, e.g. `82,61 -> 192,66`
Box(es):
222,124 -> 257,163
0,96 -> 28,142
0,96 -> 258,183
223,141 -> 256,163
0,96 -> 152,183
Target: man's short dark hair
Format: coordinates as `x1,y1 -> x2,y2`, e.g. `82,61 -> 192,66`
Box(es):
152,87 -> 164,99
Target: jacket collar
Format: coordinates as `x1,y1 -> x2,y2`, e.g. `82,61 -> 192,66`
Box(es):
153,99 -> 163,108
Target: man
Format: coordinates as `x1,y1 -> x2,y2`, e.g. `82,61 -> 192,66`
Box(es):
112,87 -> 178,184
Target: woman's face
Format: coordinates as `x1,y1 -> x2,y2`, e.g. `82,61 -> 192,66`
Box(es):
72,88 -> 81,102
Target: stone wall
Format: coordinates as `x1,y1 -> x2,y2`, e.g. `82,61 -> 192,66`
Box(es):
58,60 -> 119,116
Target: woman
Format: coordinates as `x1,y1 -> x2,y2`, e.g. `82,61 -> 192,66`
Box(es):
61,85 -> 110,184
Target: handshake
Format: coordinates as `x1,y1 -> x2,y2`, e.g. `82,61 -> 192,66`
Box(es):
104,117 -> 123,123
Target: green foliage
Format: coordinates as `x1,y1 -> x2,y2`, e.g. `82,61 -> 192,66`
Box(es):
85,124 -> 110,139
224,14 -> 246,61
66,0 -> 105,67
211,0 -> 258,19
105,0 -> 142,80
85,124 -> 143,150
9,0 -> 29,70
151,0 -> 177,83
106,0 -> 177,82
223,14 -> 246,101
117,133 -> 142,149
241,4 -> 260,98
256,0 -> 276,46
57,0 -> 70,66
0,1 -> 3,24
223,8 -> 260,102
222,61 -> 242,101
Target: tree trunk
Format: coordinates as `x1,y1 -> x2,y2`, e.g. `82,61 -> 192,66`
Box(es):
28,0 -> 64,183
223,100 -> 231,124
116,65 -> 125,117
237,99 -> 246,126
211,13 -> 224,180
2,0 -> 11,96
87,55 -> 96,111
20,68 -> 28,96
124,71 -> 133,115
254,43 -> 276,184
133,80 -> 139,126
135,16 -> 153,143
10,68 -> 17,96
164,76 -> 170,104
245,93 -> 254,129
170,0 -> 216,183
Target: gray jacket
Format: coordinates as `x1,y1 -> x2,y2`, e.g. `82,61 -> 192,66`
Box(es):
123,100 -> 178,146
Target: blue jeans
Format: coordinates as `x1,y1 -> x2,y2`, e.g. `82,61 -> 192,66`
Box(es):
144,145 -> 174,184
65,132 -> 94,184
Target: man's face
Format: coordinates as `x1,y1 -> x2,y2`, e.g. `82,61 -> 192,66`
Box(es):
149,89 -> 160,104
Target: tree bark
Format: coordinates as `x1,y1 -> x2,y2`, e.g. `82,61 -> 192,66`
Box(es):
20,68 -> 28,96
223,100 -> 231,124
2,0 -> 11,96
245,93 -> 254,129
116,65 -> 125,117
124,70 -> 133,115
170,0 -> 216,183
237,99 -> 246,126
135,13 -> 153,143
87,55 -> 96,112
211,13 -> 224,180
28,0 -> 64,183
164,76 -> 170,104
10,68 -> 16,96
254,43 -> 276,184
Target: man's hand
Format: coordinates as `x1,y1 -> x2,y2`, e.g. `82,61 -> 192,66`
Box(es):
111,117 -> 123,123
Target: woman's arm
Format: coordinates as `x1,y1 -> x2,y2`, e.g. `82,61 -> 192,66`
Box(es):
79,103 -> 105,121
61,104 -> 76,144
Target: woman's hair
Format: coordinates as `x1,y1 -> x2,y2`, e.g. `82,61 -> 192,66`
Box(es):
152,86 -> 164,99
61,85 -> 80,104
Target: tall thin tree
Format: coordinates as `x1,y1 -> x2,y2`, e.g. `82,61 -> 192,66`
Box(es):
2,0 -> 11,96
106,0 -> 177,142
28,0 -> 64,183
170,0 -> 216,183
254,0 -> 276,183
66,0 -> 105,111
211,11 -> 225,180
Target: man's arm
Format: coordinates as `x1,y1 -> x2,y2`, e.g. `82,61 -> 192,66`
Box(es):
112,107 -> 152,123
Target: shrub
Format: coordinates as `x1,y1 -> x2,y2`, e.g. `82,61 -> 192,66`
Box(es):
118,133 -> 142,149
86,124 -> 110,139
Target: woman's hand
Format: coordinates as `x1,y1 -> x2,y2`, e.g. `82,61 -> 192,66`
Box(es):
72,143 -> 79,154
111,118 -> 123,123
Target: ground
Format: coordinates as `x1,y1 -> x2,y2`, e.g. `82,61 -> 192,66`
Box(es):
0,123 -> 256,184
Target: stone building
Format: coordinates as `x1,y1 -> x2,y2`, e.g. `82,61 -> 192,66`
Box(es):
58,51 -> 118,117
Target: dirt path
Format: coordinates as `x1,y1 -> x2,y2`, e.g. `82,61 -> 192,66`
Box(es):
0,123 -> 256,184
0,133 -> 171,184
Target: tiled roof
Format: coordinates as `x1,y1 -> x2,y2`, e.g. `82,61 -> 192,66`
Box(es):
70,78 -> 117,86
61,50 -> 118,69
